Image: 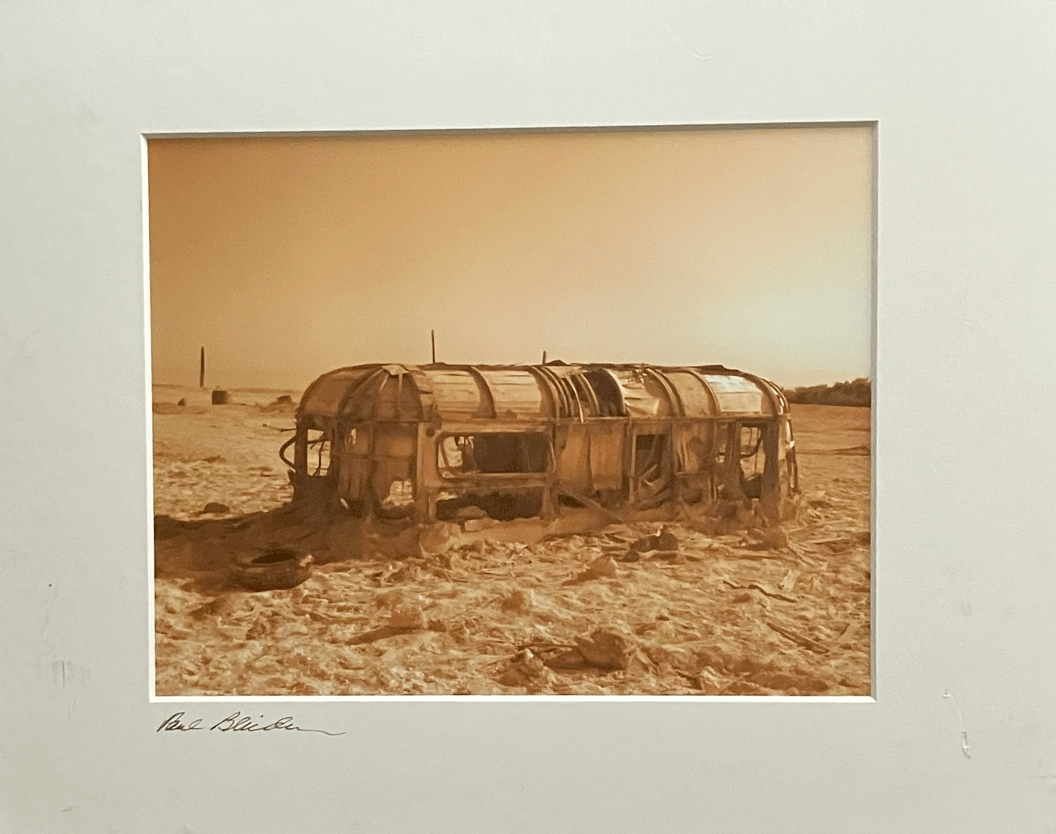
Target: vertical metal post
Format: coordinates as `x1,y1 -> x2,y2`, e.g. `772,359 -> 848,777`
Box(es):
760,422 -> 782,522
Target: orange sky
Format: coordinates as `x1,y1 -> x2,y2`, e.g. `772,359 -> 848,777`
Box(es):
148,126 -> 873,390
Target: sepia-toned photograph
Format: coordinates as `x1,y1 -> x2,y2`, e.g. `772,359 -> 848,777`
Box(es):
149,125 -> 874,697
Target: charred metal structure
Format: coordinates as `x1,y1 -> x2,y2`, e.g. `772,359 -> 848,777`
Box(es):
281,363 -> 798,524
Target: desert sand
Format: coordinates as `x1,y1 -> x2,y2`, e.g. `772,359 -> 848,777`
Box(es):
152,385 -> 871,697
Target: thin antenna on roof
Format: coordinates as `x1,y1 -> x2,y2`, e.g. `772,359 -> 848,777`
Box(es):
199,346 -> 205,389
431,330 -> 436,364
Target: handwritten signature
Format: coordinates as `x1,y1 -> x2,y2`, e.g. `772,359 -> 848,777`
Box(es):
157,711 -> 344,736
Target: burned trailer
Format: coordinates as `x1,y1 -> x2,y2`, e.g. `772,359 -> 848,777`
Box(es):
280,363 -> 799,525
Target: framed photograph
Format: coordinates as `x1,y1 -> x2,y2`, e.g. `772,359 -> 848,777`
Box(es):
4,2 -> 1055,832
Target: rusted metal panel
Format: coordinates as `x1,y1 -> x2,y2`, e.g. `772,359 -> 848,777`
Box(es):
373,426 -> 417,458
536,365 -> 582,419
541,364 -> 590,418
555,423 -> 592,488
420,369 -> 492,421
608,368 -> 672,417
588,422 -> 626,491
299,368 -> 375,417
370,373 -> 424,421
338,425 -> 372,498
437,420 -> 552,434
674,422 -> 715,474
337,370 -> 388,421
476,369 -> 547,419
664,370 -> 718,417
554,422 -> 625,492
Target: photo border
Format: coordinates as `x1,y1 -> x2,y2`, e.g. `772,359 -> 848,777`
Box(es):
142,120 -> 879,705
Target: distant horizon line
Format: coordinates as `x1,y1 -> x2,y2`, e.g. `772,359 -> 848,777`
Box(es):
152,372 -> 872,394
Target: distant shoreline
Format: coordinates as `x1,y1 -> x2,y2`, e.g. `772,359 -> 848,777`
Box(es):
785,378 -> 871,408
153,381 -> 873,406
153,383 -> 302,396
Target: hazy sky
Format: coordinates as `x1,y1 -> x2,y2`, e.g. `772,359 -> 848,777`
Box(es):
148,126 -> 873,391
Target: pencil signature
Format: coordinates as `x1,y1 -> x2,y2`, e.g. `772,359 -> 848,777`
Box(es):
157,711 -> 345,736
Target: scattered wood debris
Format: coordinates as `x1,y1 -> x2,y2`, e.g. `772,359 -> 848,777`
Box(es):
766,619 -> 829,654
562,555 -> 617,585
521,629 -> 631,672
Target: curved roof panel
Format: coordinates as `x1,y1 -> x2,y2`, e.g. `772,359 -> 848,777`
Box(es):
607,368 -> 671,418
701,373 -> 769,414
298,367 -> 377,418
417,368 -> 489,421
665,369 -> 719,417
296,363 -> 788,423
476,368 -> 548,419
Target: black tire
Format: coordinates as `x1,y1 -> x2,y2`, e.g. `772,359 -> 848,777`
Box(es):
231,548 -> 313,591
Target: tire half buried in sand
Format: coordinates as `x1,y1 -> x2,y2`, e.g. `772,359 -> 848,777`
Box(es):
230,548 -> 313,592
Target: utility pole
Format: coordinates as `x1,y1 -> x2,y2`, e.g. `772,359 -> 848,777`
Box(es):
431,330 -> 436,364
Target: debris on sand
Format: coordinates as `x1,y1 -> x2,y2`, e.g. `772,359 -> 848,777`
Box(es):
766,619 -> 829,654
562,555 -> 617,585
347,624 -> 417,645
779,568 -> 801,592
747,525 -> 789,551
418,522 -> 461,555
259,394 -> 296,413
388,606 -> 427,630
527,629 -> 631,672
189,595 -> 243,619
722,578 -> 797,604
574,630 -> 631,670
629,526 -> 679,554
500,589 -> 534,614
198,502 -> 231,515
230,548 -> 314,592
496,649 -> 551,688
348,608 -> 426,645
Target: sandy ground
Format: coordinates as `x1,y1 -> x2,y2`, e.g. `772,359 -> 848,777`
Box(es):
152,385 -> 871,697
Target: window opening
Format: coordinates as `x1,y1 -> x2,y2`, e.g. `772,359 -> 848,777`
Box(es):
740,425 -> 762,472
739,424 -> 766,498
633,433 -> 668,499
438,432 -> 550,477
467,490 -> 544,521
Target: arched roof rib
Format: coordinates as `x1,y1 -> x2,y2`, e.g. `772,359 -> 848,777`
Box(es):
297,363 -> 788,423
